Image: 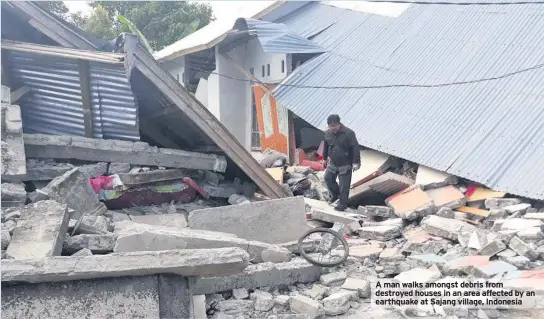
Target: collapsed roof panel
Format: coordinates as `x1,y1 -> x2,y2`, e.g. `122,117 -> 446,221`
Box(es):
123,35 -> 289,199
2,40 -> 140,141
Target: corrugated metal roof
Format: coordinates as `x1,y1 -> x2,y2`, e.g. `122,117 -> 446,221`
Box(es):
274,3 -> 544,200
5,45 -> 139,141
229,18 -> 326,54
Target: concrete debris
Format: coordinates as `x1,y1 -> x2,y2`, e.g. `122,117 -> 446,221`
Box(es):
421,215 -> 476,241
395,268 -> 441,284
357,205 -> 395,218
252,290 -> 275,312
478,240 -> 506,256
188,196 -> 309,244
425,185 -> 466,209
6,200 -> 70,260
108,162 -> 131,175
415,165 -> 458,190
322,289 -> 356,315
504,203 -> 532,214
485,198 -> 527,209
36,168 -> 107,219
358,225 -> 401,241
1,229 -> 11,250
508,236 -> 539,261
290,295 -> 321,319
341,278 -> 371,298
72,248 -> 93,256
113,221 -> 291,263
3,247 -> 250,283
233,288 -> 249,300
64,234 -> 116,254
1,104 -> 27,179
24,133 -> 228,172
500,218 -> 542,231
129,213 -> 188,229
77,162 -> 108,178
1,182 -> 27,207
436,207 -> 455,218
386,186 -> 435,220
320,271 -> 347,287
68,215 -> 112,235
349,172 -> 414,205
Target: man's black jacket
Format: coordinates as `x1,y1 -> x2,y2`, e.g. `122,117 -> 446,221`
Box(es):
323,125 -> 361,167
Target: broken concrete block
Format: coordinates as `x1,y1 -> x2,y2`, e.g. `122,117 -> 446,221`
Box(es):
108,162 -> 131,175
64,234 -> 116,254
6,201 -> 70,260
233,288 -> 249,300
349,245 -> 383,260
442,256 -> 491,276
470,261 -> 518,278
309,284 -> 328,300
487,208 -> 507,221
193,295 -> 207,319
322,290 -> 355,315
379,248 -> 404,262
274,295 -> 290,306
310,209 -> 361,232
1,183 -> 27,207
349,172 -> 414,205
261,248 -> 292,264
77,162 -> 108,178
436,207 -> 455,218
407,254 -> 447,267
505,256 -> 531,269
113,221 -> 289,263
497,249 -> 517,259
341,278 -> 370,298
1,104 -> 27,178
39,168 -> 107,219
508,236 -> 539,261
524,213 -> 544,220
500,218 -> 542,231
386,186 -> 435,220
129,213 -> 188,229
504,203 -> 532,214
189,197 -> 309,244
68,215 -> 112,235
251,290 -> 274,312
290,295 -> 320,319
415,165 -> 458,190
468,230 -> 489,250
425,185 -> 466,209
478,240 -> 506,256
193,258 -> 321,295
517,227 -> 544,243
2,219 -> 17,234
320,272 -> 347,287
2,247 -> 250,283
395,268 -> 441,284
358,225 -> 401,241
485,198 -> 526,209
357,206 -> 395,218
24,133 -> 228,172
228,194 -> 251,205
421,215 -> 476,241
1,229 -> 11,250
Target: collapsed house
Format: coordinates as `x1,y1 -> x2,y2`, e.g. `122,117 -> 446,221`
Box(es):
2,2 -> 544,319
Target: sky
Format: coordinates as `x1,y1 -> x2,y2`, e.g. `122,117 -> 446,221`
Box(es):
63,1 -> 275,21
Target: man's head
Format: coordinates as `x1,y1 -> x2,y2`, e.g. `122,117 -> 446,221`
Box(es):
327,114 -> 341,133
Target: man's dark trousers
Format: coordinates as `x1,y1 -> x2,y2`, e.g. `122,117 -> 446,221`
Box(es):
324,163 -> 352,207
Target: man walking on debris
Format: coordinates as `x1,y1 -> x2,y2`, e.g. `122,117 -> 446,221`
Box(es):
322,114 -> 361,211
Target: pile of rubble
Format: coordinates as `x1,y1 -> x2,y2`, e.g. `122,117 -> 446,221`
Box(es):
2,83 -> 544,319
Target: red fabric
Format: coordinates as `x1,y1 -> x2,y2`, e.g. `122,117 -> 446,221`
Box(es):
89,176 -> 114,194
301,159 -> 324,171
465,184 -> 478,197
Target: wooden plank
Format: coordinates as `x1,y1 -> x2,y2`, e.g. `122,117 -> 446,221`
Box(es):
456,206 -> 490,218
77,60 -> 94,137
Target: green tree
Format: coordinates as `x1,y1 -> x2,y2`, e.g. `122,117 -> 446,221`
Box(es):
81,1 -> 213,51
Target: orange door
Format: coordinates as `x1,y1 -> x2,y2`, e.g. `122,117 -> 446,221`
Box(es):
253,84 -> 289,155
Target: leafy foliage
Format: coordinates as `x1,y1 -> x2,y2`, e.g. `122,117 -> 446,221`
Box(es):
72,1 -> 213,51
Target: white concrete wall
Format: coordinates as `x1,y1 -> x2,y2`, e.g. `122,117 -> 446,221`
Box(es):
162,56 -> 185,85
195,78 -> 209,107
245,38 -> 288,84
206,72 -> 220,120
216,45 -> 252,150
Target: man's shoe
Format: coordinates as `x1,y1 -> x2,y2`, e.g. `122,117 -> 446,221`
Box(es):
334,204 -> 347,212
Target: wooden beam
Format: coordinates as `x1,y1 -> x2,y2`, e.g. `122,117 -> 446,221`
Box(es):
77,60 -> 93,137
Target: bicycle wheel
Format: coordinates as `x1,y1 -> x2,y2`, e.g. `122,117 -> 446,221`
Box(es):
298,227 -> 349,267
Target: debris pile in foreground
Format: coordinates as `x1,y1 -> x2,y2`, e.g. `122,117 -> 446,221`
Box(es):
2,87 -> 544,319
